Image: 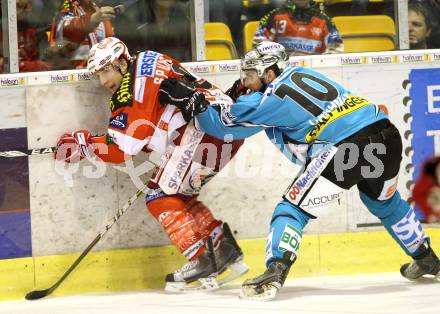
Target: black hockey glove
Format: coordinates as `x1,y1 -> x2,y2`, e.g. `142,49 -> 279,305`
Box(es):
158,78 -> 208,122
226,79 -> 248,101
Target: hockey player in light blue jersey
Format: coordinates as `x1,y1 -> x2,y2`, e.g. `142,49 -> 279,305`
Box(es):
158,41 -> 440,301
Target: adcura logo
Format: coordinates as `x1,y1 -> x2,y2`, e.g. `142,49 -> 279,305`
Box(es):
302,191 -> 344,209
50,74 -> 74,83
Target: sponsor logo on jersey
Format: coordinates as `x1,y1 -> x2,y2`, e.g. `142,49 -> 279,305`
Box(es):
50,74 -> 75,83
111,72 -> 134,111
391,209 -> 424,253
306,95 -> 371,142
136,51 -> 159,77
167,147 -> 194,191
158,211 -> 173,226
301,191 -> 344,209
377,175 -> 399,200
1,77 -> 25,86
160,126 -> 205,193
116,72 -> 132,103
311,27 -> 322,37
278,224 -> 301,254
257,42 -> 284,53
134,76 -> 146,103
182,239 -> 205,260
400,54 -> 428,63
285,146 -> 337,205
158,120 -> 168,131
279,37 -> 320,54
145,188 -> 166,203
105,133 -> 115,145
109,112 -> 128,131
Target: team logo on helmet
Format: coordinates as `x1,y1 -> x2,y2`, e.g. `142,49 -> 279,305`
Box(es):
87,37 -> 131,74
241,41 -> 288,77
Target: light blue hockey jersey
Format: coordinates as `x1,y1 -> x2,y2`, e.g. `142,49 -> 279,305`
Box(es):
197,66 -> 387,164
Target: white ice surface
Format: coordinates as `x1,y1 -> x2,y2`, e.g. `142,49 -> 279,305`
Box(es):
1,272 -> 439,314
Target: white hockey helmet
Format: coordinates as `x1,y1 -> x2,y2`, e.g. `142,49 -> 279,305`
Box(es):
87,37 -> 131,74
241,41 -> 289,78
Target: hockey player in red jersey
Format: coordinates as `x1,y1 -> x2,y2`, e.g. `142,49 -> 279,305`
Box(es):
252,0 -> 343,56
412,156 -> 440,223
54,37 -> 248,291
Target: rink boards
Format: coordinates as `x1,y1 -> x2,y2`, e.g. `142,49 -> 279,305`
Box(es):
1,50 -> 440,299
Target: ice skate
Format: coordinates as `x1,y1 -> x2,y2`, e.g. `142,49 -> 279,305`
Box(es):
165,238 -> 219,292
400,238 -> 440,281
214,222 -> 249,285
239,252 -> 296,301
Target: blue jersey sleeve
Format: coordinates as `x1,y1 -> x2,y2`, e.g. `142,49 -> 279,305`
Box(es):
196,92 -> 267,140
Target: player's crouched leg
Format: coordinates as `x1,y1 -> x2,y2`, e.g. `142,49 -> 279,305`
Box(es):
146,193 -> 218,291
240,200 -> 310,301
186,199 -> 249,285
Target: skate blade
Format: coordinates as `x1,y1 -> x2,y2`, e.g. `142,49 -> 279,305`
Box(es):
404,268 -> 440,282
418,270 -> 440,282
217,260 -> 249,285
165,277 -> 220,293
239,284 -> 278,301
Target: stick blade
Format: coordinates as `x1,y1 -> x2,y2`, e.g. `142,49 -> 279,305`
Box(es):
25,289 -> 51,300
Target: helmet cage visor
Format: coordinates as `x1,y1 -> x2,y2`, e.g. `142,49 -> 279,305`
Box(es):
241,54 -> 280,78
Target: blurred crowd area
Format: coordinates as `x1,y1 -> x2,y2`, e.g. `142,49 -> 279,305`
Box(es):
0,0 -> 439,73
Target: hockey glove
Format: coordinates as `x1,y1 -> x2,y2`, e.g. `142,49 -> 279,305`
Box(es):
226,79 -> 248,101
55,130 -> 94,163
158,78 -> 208,122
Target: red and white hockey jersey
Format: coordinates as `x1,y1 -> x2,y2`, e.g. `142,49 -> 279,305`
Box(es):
91,51 -> 242,195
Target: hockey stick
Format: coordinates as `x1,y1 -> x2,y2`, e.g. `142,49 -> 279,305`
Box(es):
25,183 -> 149,300
0,147 -> 56,158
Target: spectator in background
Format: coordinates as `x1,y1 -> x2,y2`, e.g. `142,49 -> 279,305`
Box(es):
427,0 -> 440,48
412,156 -> 440,223
349,0 -> 394,17
253,0 -> 343,56
411,0 -> 440,49
350,0 -> 369,15
208,0 -> 243,51
107,0 -> 150,53
0,0 -> 51,73
46,0 -> 114,69
135,0 -> 191,62
408,2 -> 432,50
